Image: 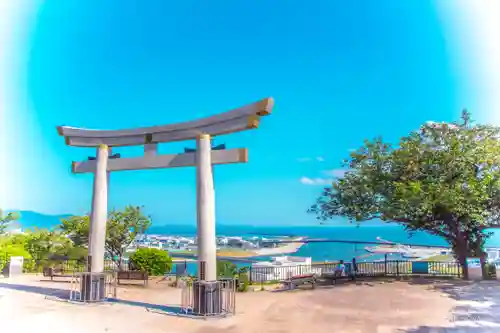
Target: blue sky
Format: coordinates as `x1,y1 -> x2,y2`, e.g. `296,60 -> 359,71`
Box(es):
2,1 -> 497,225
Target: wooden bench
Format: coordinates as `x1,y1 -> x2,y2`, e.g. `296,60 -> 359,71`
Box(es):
117,270 -> 149,286
282,274 -> 316,290
42,267 -> 73,280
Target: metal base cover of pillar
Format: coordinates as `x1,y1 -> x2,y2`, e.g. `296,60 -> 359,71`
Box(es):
77,272 -> 107,302
192,280 -> 223,315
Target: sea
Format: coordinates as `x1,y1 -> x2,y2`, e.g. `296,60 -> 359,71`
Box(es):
147,224 -> 500,274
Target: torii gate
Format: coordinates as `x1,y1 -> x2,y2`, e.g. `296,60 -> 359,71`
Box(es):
57,98 -> 274,286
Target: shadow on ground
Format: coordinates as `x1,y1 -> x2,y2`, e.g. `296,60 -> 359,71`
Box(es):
399,279 -> 500,332
0,282 -> 191,317
107,297 -> 186,314
0,282 -> 71,299
38,279 -> 72,284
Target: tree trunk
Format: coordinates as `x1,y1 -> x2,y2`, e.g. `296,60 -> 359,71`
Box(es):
447,217 -> 469,280
476,241 -> 487,278
455,243 -> 469,280
464,228 -> 487,279
480,252 -> 487,278
118,253 -> 123,272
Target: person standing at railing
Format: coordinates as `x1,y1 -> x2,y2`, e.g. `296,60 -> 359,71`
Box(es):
334,260 -> 346,277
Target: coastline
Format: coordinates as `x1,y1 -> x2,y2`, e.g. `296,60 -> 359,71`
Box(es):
254,241 -> 304,256
140,225 -> 500,263
172,258 -> 196,263
168,242 -> 305,262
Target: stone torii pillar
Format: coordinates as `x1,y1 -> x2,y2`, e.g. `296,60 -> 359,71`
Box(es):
196,134 -> 217,281
88,144 -> 109,273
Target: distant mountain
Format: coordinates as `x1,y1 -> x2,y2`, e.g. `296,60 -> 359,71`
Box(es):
10,211 -> 72,231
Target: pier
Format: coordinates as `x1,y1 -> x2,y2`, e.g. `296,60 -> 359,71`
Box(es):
269,238 -> 451,248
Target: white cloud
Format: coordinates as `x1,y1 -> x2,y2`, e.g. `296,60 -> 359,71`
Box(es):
297,156 -> 325,163
300,169 -> 350,185
323,169 -> 349,178
299,176 -> 332,186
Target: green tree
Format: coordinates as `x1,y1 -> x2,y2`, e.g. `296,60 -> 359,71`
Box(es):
309,111 -> 500,279
129,248 -> 172,276
0,228 -> 87,272
23,228 -> 75,259
0,210 -> 20,235
0,244 -> 35,273
59,215 -> 90,247
106,206 -> 152,267
59,205 -> 152,268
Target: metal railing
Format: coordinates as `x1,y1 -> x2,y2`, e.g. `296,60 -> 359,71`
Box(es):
354,260 -> 462,277
0,256 -> 131,275
248,263 -> 338,283
245,260 -> 462,283
0,254 -> 464,283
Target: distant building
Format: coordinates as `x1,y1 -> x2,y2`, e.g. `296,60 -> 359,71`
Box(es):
259,240 -> 278,248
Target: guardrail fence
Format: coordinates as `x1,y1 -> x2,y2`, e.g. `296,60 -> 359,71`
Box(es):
245,260 -> 463,284
0,253 -> 463,284
0,255 -> 128,275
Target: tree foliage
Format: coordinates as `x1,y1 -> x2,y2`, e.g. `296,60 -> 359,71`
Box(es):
217,260 -> 238,278
106,206 -> 152,265
59,215 -> 90,247
22,228 -> 75,259
0,211 -> 87,273
0,244 -> 34,273
309,111 -> 500,276
0,227 -> 86,271
0,209 -> 20,235
59,205 -> 152,267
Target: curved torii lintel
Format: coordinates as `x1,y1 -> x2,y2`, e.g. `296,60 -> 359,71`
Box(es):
57,97 -> 274,147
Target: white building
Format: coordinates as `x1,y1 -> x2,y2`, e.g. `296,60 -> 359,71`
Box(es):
217,237 -> 229,246
250,256 -> 322,282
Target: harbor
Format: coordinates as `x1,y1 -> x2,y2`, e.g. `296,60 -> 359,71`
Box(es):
118,232 -> 500,278
125,234 -> 306,260
127,232 -> 500,264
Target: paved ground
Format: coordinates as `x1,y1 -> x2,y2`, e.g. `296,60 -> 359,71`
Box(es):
0,275 -> 499,332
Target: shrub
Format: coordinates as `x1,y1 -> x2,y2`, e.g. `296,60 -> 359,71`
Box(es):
129,248 -> 172,276
237,272 -> 250,292
217,260 -> 237,278
485,263 -> 497,279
